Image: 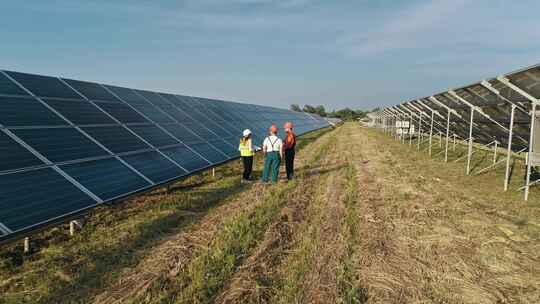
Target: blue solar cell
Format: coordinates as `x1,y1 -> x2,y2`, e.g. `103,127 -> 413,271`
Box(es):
13,127 -> 109,163
121,151 -> 187,183
0,132 -> 44,172
61,157 -> 150,200
224,136 -> 239,148
0,96 -> 67,127
184,121 -> 219,140
209,139 -> 238,158
161,145 -> 211,171
5,71 -> 81,99
127,125 -> 178,147
43,98 -> 115,125
127,103 -> 175,123
0,72 -> 29,96
161,123 -> 202,144
201,120 -> 231,137
94,101 -> 149,124
166,106 -> 194,123
0,168 -> 95,232
62,78 -> 119,102
189,142 -> 227,164
136,90 -> 170,106
104,85 -> 147,104
82,126 -> 150,154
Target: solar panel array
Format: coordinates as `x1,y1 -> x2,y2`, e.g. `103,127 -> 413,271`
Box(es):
375,64 -> 540,152
0,70 -> 329,242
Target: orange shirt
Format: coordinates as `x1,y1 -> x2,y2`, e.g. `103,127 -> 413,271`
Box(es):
284,132 -> 296,150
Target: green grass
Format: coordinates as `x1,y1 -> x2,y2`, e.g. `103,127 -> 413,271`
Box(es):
337,163 -> 367,304
156,128 -> 336,303
272,135 -> 338,303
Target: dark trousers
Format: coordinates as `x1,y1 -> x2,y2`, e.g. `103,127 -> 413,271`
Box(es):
285,149 -> 295,180
242,156 -> 253,180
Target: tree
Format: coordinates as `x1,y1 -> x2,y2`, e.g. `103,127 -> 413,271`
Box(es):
302,104 -> 317,113
315,105 -> 327,117
290,104 -> 302,112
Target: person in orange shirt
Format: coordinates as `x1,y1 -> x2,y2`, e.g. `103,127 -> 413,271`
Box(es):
283,122 -> 297,181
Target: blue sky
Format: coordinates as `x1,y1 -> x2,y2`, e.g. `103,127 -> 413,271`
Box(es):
1,0 -> 540,110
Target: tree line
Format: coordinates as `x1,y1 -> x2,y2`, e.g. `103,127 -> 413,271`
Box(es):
290,104 -> 379,121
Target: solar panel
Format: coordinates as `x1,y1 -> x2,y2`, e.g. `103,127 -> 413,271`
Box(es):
0,132 -> 44,172
81,126 -> 151,154
121,151 -> 188,183
0,96 -> 67,126
161,145 -> 211,171
93,101 -> 149,124
12,127 -> 109,163
0,168 -> 96,232
375,63 -> 540,200
60,158 -> 151,200
0,69 -> 330,243
42,98 -> 116,125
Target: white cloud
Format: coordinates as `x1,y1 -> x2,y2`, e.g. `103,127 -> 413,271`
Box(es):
338,0 -> 471,56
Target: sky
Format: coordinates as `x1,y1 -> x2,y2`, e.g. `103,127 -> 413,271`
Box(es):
1,0 -> 540,111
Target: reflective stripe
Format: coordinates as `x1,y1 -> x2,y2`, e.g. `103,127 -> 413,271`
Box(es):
0,222 -> 13,235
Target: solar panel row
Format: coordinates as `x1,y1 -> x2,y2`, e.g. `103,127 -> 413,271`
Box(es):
376,64 -> 540,152
0,70 -> 330,241
374,63 -> 540,200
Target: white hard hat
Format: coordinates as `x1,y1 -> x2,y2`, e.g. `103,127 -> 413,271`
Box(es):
243,129 -> 252,137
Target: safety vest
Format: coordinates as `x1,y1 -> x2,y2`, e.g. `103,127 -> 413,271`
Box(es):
239,139 -> 254,157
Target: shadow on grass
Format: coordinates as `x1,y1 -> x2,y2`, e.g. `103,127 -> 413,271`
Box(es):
38,179 -> 250,303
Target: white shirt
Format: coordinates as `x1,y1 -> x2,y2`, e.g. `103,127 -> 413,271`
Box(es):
262,135 -> 282,152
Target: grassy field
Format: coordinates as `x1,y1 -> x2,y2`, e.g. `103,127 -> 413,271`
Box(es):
1,122 -> 539,303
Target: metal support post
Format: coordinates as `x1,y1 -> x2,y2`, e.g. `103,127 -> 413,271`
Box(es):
525,103 -> 537,201
493,141 -> 498,164
409,113 -> 413,146
70,221 -> 76,236
429,111 -> 434,156
417,114 -> 422,151
69,220 -> 83,236
467,108 -> 475,175
24,237 -> 30,253
504,105 -> 516,191
445,111 -> 450,162
453,134 -> 456,151
212,168 -> 216,178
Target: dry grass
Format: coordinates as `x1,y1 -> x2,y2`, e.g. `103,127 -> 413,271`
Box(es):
213,131 -> 338,304
351,123 -> 540,303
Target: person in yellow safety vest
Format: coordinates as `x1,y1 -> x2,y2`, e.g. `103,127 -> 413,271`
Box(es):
239,129 -> 256,183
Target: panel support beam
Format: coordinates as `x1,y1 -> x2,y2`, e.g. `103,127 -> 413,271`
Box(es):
525,103 -> 537,201
445,111 -> 451,162
24,237 -> 30,253
467,108 -> 475,175
429,111 -> 434,157
504,105 -> 516,191
448,90 -> 509,132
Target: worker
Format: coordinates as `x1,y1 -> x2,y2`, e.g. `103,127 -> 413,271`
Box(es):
261,124 -> 283,183
283,122 -> 297,180
239,129 -> 255,183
